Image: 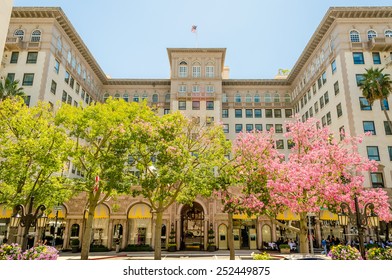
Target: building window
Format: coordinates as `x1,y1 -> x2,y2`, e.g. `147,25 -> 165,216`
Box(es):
81,89 -> 85,100
67,95 -> 72,105
372,52 -> 381,64
266,124 -> 273,131
235,109 -> 242,118
75,83 -> 80,94
275,124 -> 283,133
363,121 -> 376,135
62,90 -> 67,102
367,146 -> 380,161
339,126 -> 345,141
317,77 -> 322,89
254,94 -> 261,103
353,52 -> 364,64
314,102 -> 319,113
192,65 -> 201,78
334,81 -> 340,95
384,121 -> 392,135
165,93 -> 170,103
350,30 -> 360,42
312,84 -> 317,94
69,76 -> 75,89
274,93 -> 280,103
14,29 -> 24,41
265,109 -> 273,118
326,112 -> 331,125
287,140 -> 295,149
245,109 -> 253,118
245,94 -> 252,103
331,60 -> 337,74
370,172 -> 384,188
367,30 -> 377,41
133,94 -> 139,102
152,94 -> 158,103
235,124 -> 243,133
192,101 -> 200,110
206,101 -> 214,110
123,93 -> 129,102
246,124 -> 254,132
321,116 -> 326,127
356,74 -> 365,87
276,139 -> 284,149
273,109 -> 281,118
319,96 -> 325,109
388,146 -> 392,161
23,96 -> 31,107
309,107 -> 313,117
22,73 -> 34,86
255,124 -> 262,131
322,71 -> 327,84
192,85 -> 200,93
254,109 -> 262,118
359,97 -> 372,110
54,59 -> 60,74
6,73 -> 15,82
31,30 -> 41,42
265,93 -> 272,103
223,124 -> 229,133
50,80 -> 57,95
206,66 -> 214,78
164,109 -> 170,115
385,30 -> 392,37
336,103 -> 342,117
10,52 -> 19,63
178,100 -> 186,110
64,71 -> 70,84
178,85 -> 186,93
179,61 -> 188,77
206,85 -> 214,94
235,94 -> 242,103
324,92 -> 329,105
206,116 -> 214,125
381,99 -> 389,111
285,109 -> 292,118
222,109 -> 229,118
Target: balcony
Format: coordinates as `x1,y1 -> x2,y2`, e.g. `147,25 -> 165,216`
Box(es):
4,37 -> 23,51
350,42 -> 364,50
26,41 -> 41,51
367,37 -> 392,52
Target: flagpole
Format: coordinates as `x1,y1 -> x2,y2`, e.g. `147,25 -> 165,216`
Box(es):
192,25 -> 198,48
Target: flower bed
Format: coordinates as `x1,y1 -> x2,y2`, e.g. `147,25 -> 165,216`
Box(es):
0,243 -> 59,260
327,245 -> 362,260
366,247 -> 392,260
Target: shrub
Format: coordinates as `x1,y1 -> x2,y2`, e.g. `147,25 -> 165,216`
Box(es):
252,252 -> 272,260
327,245 -> 362,260
0,243 -> 23,260
279,244 -> 290,249
22,245 -> 59,260
89,244 -> 110,252
366,247 -> 392,260
123,244 -> 153,252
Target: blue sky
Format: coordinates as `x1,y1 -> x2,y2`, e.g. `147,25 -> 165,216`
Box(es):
12,0 -> 392,79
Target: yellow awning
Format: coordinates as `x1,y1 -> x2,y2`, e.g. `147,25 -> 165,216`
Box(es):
233,213 -> 256,220
128,204 -> 152,219
48,206 -> 66,219
85,204 -> 110,219
319,209 -> 338,221
0,205 -> 12,219
276,209 -> 300,221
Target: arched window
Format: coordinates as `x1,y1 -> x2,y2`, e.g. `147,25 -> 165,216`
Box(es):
274,93 -> 280,103
165,93 -> 170,102
31,30 -> 41,42
152,94 -> 158,103
350,30 -> 360,42
192,62 -> 201,78
179,61 -> 188,78
133,94 -> 139,102
67,51 -> 72,63
285,94 -> 291,103
57,36 -> 62,51
71,56 -> 76,69
77,63 -> 81,75
14,29 -> 24,41
245,94 -> 252,103
367,30 -> 377,41
385,30 -> 392,38
265,93 -> 272,103
142,93 -> 148,101
123,93 -> 129,102
103,93 -> 110,102
254,94 -> 261,103
235,93 -> 242,103
114,93 -> 120,100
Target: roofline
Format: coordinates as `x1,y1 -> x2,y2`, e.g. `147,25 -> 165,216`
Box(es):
167,48 -> 227,71
287,6 -> 392,83
11,7 -> 108,84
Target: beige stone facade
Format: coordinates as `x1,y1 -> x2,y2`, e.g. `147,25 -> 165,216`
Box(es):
1,6 -> 392,251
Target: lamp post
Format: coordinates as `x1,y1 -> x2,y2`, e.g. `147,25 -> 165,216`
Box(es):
338,195 -> 379,259
10,196 -> 47,251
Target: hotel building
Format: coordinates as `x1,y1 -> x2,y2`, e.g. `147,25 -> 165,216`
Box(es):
0,6 -> 392,251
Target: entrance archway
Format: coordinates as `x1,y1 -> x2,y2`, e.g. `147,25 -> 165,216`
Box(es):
181,202 -> 204,250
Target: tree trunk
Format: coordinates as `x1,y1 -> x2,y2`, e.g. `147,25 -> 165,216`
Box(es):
381,105 -> 392,134
154,211 -> 163,260
80,202 -> 97,260
299,213 -> 309,254
228,212 -> 235,260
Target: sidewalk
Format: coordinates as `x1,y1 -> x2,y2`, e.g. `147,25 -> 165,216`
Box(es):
58,250 -> 329,260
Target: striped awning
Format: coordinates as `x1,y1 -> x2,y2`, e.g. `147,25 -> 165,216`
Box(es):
128,204 -> 152,219
319,209 -> 338,221
233,213 -> 256,220
0,205 -> 12,219
85,204 -> 110,219
276,209 -> 300,221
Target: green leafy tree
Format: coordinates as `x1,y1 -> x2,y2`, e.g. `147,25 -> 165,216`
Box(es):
0,97 -> 72,211
360,67 -> 392,132
55,98 -> 153,260
0,78 -> 25,101
129,113 -> 231,260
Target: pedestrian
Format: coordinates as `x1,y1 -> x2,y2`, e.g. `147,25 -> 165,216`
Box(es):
321,238 -> 327,255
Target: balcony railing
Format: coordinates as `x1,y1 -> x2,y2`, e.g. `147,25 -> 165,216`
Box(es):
176,92 -> 215,99
5,37 -> 23,50
367,37 -> 392,52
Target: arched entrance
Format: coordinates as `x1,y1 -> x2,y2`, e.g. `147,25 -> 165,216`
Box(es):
127,203 -> 152,246
181,202 -> 204,250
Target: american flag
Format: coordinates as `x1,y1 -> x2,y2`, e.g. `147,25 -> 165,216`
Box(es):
93,175 -> 100,192
191,25 -> 197,33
